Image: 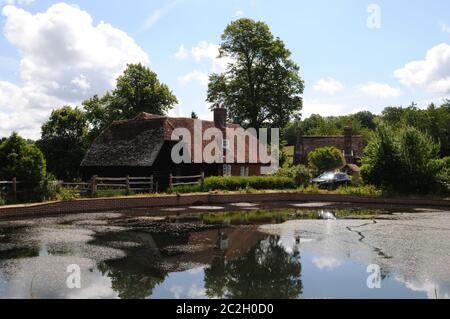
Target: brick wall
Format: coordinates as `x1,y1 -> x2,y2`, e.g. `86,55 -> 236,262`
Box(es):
1,193 -> 449,219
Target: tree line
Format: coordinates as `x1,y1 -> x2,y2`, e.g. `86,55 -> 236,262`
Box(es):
1,18 -> 450,204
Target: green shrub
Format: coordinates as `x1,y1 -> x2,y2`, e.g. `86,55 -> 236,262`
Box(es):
298,184 -> 321,193
203,176 -> 295,192
276,165 -> 312,187
0,192 -> 5,206
0,132 -> 46,182
336,185 -> 383,197
39,173 -> 60,201
57,188 -> 78,201
433,157 -> 450,193
362,125 -> 440,193
171,184 -> 203,194
308,147 -> 344,173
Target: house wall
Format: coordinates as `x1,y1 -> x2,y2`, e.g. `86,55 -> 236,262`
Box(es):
294,136 -> 364,165
220,164 -> 263,177
82,141 -> 264,190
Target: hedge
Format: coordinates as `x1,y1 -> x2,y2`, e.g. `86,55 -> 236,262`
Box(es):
203,176 -> 295,191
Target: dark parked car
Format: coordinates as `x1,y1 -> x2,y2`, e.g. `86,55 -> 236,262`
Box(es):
311,171 -> 351,189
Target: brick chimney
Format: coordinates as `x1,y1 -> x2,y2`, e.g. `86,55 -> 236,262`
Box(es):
293,127 -> 304,165
344,122 -> 353,163
213,104 -> 227,128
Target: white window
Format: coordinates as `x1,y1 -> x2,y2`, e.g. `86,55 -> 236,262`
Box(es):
223,165 -> 232,177
240,166 -> 249,177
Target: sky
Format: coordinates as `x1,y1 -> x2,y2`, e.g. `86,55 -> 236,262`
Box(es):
0,0 -> 449,139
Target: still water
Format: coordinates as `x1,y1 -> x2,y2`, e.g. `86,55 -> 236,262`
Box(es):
0,205 -> 449,299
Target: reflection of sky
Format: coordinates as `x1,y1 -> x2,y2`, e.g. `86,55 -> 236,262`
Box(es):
151,267 -> 206,299
2,211 -> 450,299
300,251 -> 427,299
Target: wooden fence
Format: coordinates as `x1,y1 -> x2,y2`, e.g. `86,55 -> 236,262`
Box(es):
1,176 -> 154,198
89,176 -> 154,197
169,172 -> 205,191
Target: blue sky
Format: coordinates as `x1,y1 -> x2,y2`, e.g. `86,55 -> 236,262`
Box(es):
0,0 -> 449,139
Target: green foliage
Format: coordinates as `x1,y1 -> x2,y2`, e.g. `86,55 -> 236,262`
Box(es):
0,132 -> 46,182
112,63 -> 177,119
276,165 -> 312,187
171,184 -> 203,194
361,125 -> 440,193
39,173 -> 60,201
56,188 -> 78,201
352,111 -> 377,130
381,102 -> 450,157
432,157 -> 450,193
82,64 -> 178,141
284,113 -> 374,148
0,192 -> 5,206
336,185 -> 383,197
36,106 -> 89,181
95,189 -> 136,198
207,18 -> 304,129
203,176 -> 295,191
83,93 -> 118,142
308,147 -> 344,173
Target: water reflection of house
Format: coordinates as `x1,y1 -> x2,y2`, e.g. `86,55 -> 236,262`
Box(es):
164,226 -> 266,269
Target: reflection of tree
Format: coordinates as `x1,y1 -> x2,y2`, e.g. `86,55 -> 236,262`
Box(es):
92,231 -> 169,299
204,256 -> 226,298
0,246 -> 40,261
204,236 -> 303,299
97,259 -> 165,299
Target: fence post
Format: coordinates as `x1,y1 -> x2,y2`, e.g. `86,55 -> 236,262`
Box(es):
150,175 -> 154,193
90,175 -> 98,197
12,177 -> 17,202
126,175 -> 130,192
169,174 -> 173,192
201,172 -> 205,190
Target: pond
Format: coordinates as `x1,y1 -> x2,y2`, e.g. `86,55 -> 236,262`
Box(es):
0,204 -> 449,299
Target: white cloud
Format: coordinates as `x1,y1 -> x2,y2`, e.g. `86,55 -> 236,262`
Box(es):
394,43 -> 450,93
441,23 -> 450,34
175,41 -> 232,73
313,77 -> 344,95
0,3 -> 149,139
312,256 -> 343,271
142,0 -> 178,30
174,45 -> 189,60
1,0 -> 34,6
178,70 -> 209,86
302,98 -> 346,118
358,82 -> 402,98
144,10 -> 162,29
235,10 -> 244,16
177,41 -> 232,88
191,41 -> 231,73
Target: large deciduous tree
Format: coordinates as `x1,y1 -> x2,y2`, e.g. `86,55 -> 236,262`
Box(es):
207,18 -> 304,129
82,64 -> 178,141
36,106 -> 89,181
112,63 -> 178,119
